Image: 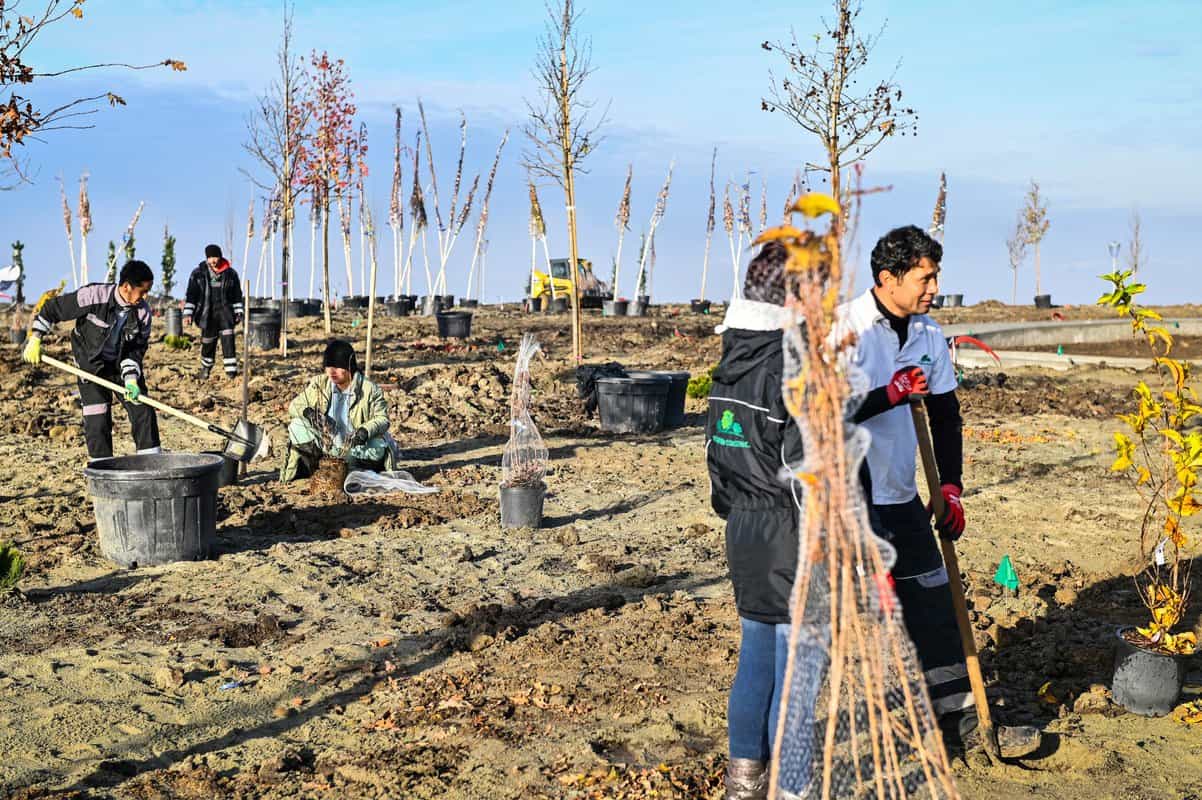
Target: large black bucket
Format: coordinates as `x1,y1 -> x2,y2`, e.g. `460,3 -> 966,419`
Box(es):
421,295 -> 445,315
626,370 -> 690,427
500,483 -> 545,529
627,296 -> 650,317
342,295 -> 369,309
690,299 -> 711,315
460,299 -> 479,309
286,299 -> 307,319
528,297 -> 543,313
165,307 -> 183,337
602,300 -> 628,317
1034,294 -> 1053,309
944,293 -> 964,308
247,309 -> 281,350
436,311 -> 473,339
202,450 -> 240,487
83,453 -> 223,567
1111,627 -> 1186,716
596,376 -> 670,434
440,294 -> 456,308
9,328 -> 27,346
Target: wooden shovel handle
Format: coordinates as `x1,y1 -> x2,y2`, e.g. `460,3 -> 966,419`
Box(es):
41,354 -> 216,435
910,400 -> 1000,756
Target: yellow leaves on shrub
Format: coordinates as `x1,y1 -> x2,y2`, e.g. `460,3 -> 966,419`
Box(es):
1168,486 -> 1202,517
790,192 -> 841,219
1156,357 -> 1186,390
1173,700 -> 1202,726
1037,681 -> 1059,706
1150,585 -> 1185,630
1146,325 -> 1172,355
164,59 -> 188,72
1164,517 -> 1187,548
1111,432 -> 1134,472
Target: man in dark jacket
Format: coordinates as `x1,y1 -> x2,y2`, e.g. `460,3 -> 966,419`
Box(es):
23,260 -> 161,461
183,244 -> 244,380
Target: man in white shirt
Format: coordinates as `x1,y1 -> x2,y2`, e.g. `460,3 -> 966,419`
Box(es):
837,225 -> 976,750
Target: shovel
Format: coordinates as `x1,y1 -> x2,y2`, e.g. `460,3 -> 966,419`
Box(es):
40,354 -> 270,463
910,401 -> 1041,763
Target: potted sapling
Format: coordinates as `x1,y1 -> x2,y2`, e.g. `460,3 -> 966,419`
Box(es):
8,309 -> 27,347
1099,269 -> 1199,716
500,334 -> 548,528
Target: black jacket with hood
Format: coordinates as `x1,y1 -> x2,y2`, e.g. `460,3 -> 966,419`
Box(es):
707,298 -> 804,624
33,282 -> 153,385
183,260 -> 244,329
707,298 -> 877,624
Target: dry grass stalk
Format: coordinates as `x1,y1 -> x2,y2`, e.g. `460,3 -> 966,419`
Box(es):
390,108 -> 404,297
57,176 -> 76,288
612,163 -> 633,298
528,181 -> 555,302
632,162 -> 673,301
465,130 -> 510,299
929,172 -> 947,242
78,172 -> 92,283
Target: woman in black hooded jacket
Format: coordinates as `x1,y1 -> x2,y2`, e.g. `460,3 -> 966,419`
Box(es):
708,243 -> 875,799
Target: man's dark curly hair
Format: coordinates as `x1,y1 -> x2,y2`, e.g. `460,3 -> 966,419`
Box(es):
869,225 -> 942,286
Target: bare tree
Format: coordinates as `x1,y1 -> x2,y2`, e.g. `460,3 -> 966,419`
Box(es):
1128,209 -> 1145,276
761,0 -> 916,205
242,5 -> 309,354
1,1 -> 184,186
1006,213 -> 1027,305
523,0 -> 608,362
1021,179 -> 1050,296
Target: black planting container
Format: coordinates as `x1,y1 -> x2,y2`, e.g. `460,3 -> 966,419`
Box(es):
500,482 -> 545,529
247,309 -> 281,350
602,300 -> 628,317
528,297 -> 543,313
596,375 -> 670,434
944,293 -> 964,308
342,295 -> 369,309
627,296 -> 650,317
625,370 -> 690,428
83,453 -> 223,567
436,310 -> 473,339
1034,294 -> 1053,309
690,299 -> 711,314
202,450 -> 240,487
165,307 -> 183,337
9,328 -> 27,345
460,299 -> 479,309
1111,627 -> 1186,716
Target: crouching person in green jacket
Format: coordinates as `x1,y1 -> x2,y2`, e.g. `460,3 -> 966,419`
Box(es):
280,339 -> 398,482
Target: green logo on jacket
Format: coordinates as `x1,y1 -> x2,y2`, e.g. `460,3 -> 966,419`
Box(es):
714,409 -> 749,448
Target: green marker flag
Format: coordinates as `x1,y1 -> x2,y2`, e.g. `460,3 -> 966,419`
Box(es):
1056,344 -> 1064,355
994,555 -> 1019,592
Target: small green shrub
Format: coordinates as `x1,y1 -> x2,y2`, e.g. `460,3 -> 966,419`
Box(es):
687,365 -> 717,399
164,334 -> 192,350
0,542 -> 25,592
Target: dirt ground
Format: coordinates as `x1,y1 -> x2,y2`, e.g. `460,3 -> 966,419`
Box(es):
1,302 -> 1199,800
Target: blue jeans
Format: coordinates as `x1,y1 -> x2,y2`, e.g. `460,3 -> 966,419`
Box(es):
728,618 -> 791,761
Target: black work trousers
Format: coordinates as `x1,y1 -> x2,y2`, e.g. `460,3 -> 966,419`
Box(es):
874,495 -> 973,720
200,311 -> 238,376
78,365 -> 161,460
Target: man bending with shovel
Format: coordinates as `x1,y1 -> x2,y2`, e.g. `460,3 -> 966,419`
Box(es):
280,340 -> 397,482
22,260 -> 162,461
836,226 -> 1038,759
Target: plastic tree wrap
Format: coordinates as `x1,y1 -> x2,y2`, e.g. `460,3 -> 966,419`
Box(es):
501,334 -> 547,489
764,195 -> 959,800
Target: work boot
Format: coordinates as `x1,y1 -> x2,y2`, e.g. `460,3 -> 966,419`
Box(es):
940,709 -> 1041,759
198,366 -> 211,381
724,758 -> 768,800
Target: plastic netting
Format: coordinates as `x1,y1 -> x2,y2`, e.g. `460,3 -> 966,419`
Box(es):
767,213 -> 959,800
344,469 -> 438,496
501,334 -> 547,489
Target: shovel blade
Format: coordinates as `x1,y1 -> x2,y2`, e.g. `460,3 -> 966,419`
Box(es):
222,419 -> 270,463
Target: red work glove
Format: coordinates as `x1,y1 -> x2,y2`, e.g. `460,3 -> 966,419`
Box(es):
933,483 -> 965,539
885,366 -> 929,406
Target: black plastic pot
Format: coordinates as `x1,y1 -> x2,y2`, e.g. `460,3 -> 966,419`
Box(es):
931,295 -> 945,310
1111,627 -> 1186,716
460,299 -> 479,309
421,295 -> 444,315
944,293 -> 964,308
286,299 -> 306,319
690,299 -> 711,314
384,300 -> 406,318
626,370 -> 690,428
602,300 -> 629,317
83,453 -> 223,567
301,299 -> 322,317
1034,294 -> 1053,309
580,294 -> 604,310
528,297 -> 543,313
627,296 -> 650,317
165,307 -> 183,337
9,328 -> 27,345
500,482 -> 545,529
436,310 -> 473,339
440,294 -> 456,308
202,450 -> 240,487
342,295 -> 369,309
596,375 -> 670,434
551,297 -> 570,314
247,309 -> 281,350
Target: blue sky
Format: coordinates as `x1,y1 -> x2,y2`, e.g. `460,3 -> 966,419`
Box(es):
4,0 -> 1200,304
